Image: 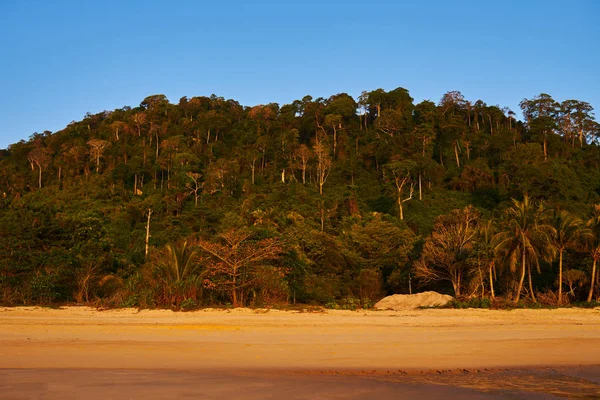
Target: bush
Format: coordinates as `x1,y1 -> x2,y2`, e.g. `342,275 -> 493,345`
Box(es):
180,298 -> 199,311
324,296 -> 369,310
571,301 -> 600,309
449,297 -> 492,309
28,273 -> 60,305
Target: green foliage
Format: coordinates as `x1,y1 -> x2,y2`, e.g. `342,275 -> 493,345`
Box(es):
448,298 -> 492,309
179,298 -> 199,311
0,88 -> 599,307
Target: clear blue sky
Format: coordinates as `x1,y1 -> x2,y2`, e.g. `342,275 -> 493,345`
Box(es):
1,0 -> 598,149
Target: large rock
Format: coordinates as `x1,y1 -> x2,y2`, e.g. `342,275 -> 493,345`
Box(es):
374,291 -> 453,310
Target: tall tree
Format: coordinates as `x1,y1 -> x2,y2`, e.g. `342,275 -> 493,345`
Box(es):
474,219 -> 497,298
383,158 -> 416,220
585,205 -> 600,302
550,210 -> 582,304
87,139 -> 110,174
314,142 -> 331,195
415,206 -> 479,296
27,147 -> 51,188
520,94 -> 559,161
196,229 -> 283,307
494,196 -> 556,303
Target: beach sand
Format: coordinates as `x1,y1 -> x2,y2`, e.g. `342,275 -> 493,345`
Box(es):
1,306 -> 599,398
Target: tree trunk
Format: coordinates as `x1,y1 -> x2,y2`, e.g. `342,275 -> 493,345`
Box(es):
528,263 -> 537,302
558,249 -> 564,305
38,166 -> 42,189
478,264 -> 485,298
454,142 -> 460,168
232,270 -> 237,308
587,258 -> 597,302
418,173 -> 422,201
145,209 -> 152,260
302,164 -> 306,184
398,197 -> 404,220
489,263 -> 495,299
543,137 -> 548,162
332,126 -> 337,157
453,274 -> 461,297
515,250 -> 526,303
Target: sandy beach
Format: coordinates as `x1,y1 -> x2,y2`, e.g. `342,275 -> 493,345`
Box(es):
1,306 -> 600,398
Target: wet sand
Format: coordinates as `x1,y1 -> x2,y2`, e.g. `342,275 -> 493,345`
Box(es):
1,306 -> 599,398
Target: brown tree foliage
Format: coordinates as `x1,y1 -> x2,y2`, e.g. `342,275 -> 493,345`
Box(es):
196,229 -> 283,307
414,206 -> 479,296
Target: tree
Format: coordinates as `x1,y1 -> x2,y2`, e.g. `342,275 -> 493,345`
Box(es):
148,239 -> 204,307
87,139 -> 110,173
520,94 -> 559,162
550,210 -> 582,304
383,159 -> 416,220
414,206 -> 479,296
585,205 -> 600,302
473,219 -> 497,298
196,229 -> 283,307
324,114 -> 342,156
27,147 -> 51,188
185,172 -> 203,206
494,196 -> 556,303
559,100 -> 595,147
150,239 -> 202,284
294,144 -> 311,185
314,142 -> 331,195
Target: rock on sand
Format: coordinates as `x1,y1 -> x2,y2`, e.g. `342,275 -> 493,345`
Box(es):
374,291 -> 453,310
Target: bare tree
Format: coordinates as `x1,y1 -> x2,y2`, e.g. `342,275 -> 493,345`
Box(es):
196,229 -> 283,307
415,206 -> 479,296
294,144 -> 311,185
314,143 -> 331,195
186,172 -> 203,206
27,147 -> 51,188
87,139 -> 110,173
384,159 -> 416,220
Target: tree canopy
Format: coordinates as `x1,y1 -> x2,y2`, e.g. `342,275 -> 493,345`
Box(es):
1,88 -> 599,308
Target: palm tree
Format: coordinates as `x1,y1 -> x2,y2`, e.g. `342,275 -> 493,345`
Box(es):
151,239 -> 201,284
585,205 -> 600,302
494,196 -> 556,303
474,219 -> 497,298
550,210 -> 582,304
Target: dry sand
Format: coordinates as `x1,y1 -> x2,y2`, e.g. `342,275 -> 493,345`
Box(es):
1,306 -> 600,398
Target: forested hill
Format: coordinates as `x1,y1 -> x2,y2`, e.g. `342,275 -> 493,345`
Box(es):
1,89 -> 600,309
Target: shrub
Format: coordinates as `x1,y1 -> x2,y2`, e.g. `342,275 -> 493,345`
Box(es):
180,298 -> 198,311
449,297 -> 492,309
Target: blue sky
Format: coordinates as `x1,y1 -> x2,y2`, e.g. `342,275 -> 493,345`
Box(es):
0,0 -> 598,149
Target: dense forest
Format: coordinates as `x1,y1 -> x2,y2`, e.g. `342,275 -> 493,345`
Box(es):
1,88 -> 599,309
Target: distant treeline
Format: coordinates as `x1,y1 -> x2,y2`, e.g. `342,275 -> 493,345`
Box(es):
0,89 -> 599,308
